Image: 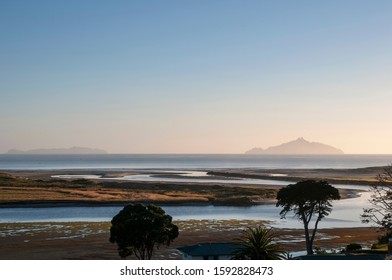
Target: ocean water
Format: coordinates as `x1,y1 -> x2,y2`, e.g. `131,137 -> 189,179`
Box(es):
0,154 -> 392,170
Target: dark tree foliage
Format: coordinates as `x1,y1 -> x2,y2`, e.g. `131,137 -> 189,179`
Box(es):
233,226 -> 285,260
361,166 -> 392,238
345,243 -> 362,252
276,180 -> 340,255
109,203 -> 179,260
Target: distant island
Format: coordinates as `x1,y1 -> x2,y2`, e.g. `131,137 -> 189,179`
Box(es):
6,147 -> 107,155
246,137 -> 344,155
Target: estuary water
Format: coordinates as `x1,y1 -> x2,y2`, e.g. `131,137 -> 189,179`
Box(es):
0,154 -> 386,228
0,184 -> 372,228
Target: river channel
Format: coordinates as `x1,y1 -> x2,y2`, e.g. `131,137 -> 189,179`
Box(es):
0,171 -> 372,228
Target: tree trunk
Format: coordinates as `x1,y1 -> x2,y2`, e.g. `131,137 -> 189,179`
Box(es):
303,221 -> 313,255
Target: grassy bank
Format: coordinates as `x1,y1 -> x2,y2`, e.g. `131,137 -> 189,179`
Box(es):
0,172 -> 277,206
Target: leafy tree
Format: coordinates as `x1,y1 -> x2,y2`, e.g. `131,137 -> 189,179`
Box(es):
109,203 -> 179,260
345,243 -> 362,252
361,166 -> 392,238
276,180 -> 340,255
233,226 -> 285,260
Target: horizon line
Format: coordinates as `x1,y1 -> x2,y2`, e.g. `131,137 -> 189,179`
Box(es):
2,152 -> 392,156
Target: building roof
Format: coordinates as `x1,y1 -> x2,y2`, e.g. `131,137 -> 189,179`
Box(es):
177,242 -> 238,256
294,254 -> 386,260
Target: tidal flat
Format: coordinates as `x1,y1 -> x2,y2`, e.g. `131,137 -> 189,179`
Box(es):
0,167 -> 375,207
0,220 -> 381,260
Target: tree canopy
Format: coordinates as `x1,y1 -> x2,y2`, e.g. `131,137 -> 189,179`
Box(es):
276,180 -> 340,255
361,166 -> 392,240
109,203 -> 179,260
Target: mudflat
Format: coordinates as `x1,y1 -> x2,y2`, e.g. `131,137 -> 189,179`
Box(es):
0,220 -> 381,260
0,167 -> 376,207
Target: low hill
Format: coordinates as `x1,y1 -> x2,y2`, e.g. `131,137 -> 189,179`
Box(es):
7,147 -> 107,155
246,138 -> 344,155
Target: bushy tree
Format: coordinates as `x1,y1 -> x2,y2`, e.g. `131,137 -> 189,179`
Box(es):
361,166 -> 392,238
345,243 -> 362,252
233,226 -> 285,260
109,203 -> 179,260
276,180 -> 340,255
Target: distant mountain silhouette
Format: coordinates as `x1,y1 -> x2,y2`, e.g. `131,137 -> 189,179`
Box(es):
7,147 -> 107,155
246,138 -> 344,155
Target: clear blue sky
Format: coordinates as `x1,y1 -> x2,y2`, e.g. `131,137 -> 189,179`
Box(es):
1,0 -> 391,153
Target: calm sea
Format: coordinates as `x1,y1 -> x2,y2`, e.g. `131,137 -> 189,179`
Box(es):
0,154 -> 392,170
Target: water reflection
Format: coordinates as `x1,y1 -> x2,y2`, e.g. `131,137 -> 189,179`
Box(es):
0,191 -> 371,229
4,171 -> 372,228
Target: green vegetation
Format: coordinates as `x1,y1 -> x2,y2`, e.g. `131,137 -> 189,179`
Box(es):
371,243 -> 388,251
345,243 -> 362,252
109,204 -> 179,260
276,180 -> 340,255
233,226 -> 285,260
361,166 -> 392,239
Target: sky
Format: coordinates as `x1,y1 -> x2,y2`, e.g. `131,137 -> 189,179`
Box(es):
1,0 -> 392,154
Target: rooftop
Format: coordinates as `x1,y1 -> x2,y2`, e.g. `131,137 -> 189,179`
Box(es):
177,242 -> 238,256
